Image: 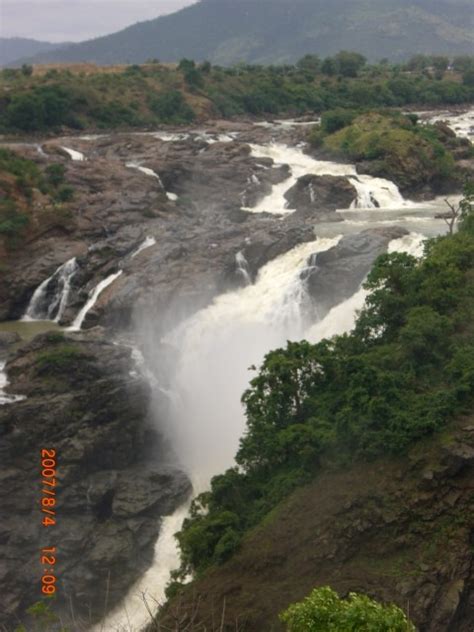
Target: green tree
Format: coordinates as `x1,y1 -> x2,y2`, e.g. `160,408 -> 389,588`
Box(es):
149,90 -> 195,123
296,54 -> 321,76
280,586 -> 415,631
21,64 -> 33,77
334,51 -> 367,77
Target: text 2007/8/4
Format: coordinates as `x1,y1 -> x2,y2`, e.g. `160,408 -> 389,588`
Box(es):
41,449 -> 57,595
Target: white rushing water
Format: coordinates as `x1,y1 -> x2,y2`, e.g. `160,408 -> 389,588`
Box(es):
426,108 -> 474,142
0,360 -> 25,406
235,251 -> 252,285
61,146 -> 85,161
23,258 -> 78,323
243,143 -> 409,214
126,162 -> 177,199
94,227 -> 435,632
131,236 -> 157,259
90,501 -> 191,632
70,271 -> 123,331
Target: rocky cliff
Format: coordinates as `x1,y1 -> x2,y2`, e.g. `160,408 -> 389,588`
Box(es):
0,330 -> 191,629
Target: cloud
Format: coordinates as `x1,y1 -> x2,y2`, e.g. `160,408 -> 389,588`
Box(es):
0,0 -> 195,42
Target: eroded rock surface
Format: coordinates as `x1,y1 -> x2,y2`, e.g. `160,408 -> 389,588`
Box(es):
305,226 -> 408,318
0,330 -> 191,629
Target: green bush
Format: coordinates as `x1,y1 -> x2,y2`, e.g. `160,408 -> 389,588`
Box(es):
320,108 -> 359,134
35,346 -> 90,375
280,587 -> 415,631
45,163 -> 66,187
149,90 -> 195,123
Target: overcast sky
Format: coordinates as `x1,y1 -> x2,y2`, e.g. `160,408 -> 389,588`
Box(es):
0,0 -> 196,43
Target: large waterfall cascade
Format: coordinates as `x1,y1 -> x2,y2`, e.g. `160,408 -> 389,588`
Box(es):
94,229 -> 429,631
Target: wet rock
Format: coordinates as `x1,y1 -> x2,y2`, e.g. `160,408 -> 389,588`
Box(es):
305,227 -> 408,317
0,332 -> 20,350
284,174 -> 357,214
0,331 -> 191,629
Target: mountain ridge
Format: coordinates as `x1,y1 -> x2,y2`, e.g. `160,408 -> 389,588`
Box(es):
0,37 -> 70,67
7,0 -> 474,67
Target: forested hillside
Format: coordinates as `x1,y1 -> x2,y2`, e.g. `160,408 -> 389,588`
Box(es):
9,0 -> 474,67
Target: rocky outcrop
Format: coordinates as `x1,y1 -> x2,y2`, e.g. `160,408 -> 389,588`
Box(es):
305,227 -> 408,318
158,416 -> 474,631
0,330 -> 191,629
284,174 -> 357,214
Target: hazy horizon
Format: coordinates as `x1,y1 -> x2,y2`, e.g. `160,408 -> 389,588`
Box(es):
0,0 -> 196,43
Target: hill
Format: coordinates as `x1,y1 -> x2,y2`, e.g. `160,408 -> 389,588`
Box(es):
0,38 -> 69,67
9,0 -> 474,67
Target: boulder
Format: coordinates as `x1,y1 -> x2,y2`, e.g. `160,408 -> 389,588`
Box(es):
284,174 -> 357,213
305,227 -> 408,318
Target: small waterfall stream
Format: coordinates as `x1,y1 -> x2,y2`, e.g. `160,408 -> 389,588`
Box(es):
61,146 -> 85,161
235,251 -> 252,285
0,360 -> 25,406
69,271 -> 123,331
23,257 -> 78,322
131,236 -> 157,259
126,162 -> 177,200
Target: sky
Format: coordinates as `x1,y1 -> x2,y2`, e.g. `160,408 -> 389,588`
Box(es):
0,0 -> 196,43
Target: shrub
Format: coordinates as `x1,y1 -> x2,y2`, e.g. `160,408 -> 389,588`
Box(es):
149,90 -> 195,123
35,346 -> 90,376
280,586 -> 415,631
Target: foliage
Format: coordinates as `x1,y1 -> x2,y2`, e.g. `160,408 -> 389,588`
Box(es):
35,346 -> 90,375
149,90 -> 195,123
0,55 -> 473,133
280,586 -> 415,631
314,111 -> 458,190
0,200 -> 29,239
175,187 -> 474,579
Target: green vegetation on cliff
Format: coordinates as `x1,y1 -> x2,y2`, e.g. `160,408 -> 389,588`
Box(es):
310,111 -> 472,192
0,148 -> 74,247
173,185 -> 474,583
1,55 -> 474,133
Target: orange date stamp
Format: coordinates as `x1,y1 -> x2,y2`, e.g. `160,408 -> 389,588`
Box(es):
40,449 -> 57,595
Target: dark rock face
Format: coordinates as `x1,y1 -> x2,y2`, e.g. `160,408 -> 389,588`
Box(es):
0,330 -> 191,629
0,331 -> 20,352
305,227 -> 408,318
284,174 -> 357,214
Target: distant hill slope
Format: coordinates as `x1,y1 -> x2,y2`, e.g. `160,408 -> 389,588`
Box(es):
0,38 -> 69,67
9,0 -> 474,67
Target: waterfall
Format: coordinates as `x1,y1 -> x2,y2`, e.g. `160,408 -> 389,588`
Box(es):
89,500 -> 191,632
235,251 -> 252,285
159,236 -> 341,485
349,175 -> 407,209
0,361 -> 25,406
23,258 -> 78,323
70,271 -> 122,331
92,228 -> 433,631
126,162 -> 178,199
243,143 -> 409,214
61,147 -> 85,161
131,236 -> 157,259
